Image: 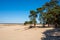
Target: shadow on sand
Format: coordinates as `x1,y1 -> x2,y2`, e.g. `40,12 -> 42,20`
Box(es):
41,28 -> 60,40
24,26 -> 52,30
22,25 -> 54,31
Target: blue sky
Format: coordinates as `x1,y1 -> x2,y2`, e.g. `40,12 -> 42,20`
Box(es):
0,0 -> 50,23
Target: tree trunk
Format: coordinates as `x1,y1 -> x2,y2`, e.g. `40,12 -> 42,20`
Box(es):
48,23 -> 49,27
43,23 -> 45,27
34,23 -> 36,28
55,23 -> 58,28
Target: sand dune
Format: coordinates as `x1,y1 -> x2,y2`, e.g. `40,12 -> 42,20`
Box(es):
0,24 -> 53,40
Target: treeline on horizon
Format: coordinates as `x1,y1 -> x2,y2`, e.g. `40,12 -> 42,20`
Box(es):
24,0 -> 60,28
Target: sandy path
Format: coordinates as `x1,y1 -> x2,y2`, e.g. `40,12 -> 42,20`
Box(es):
0,25 -> 53,40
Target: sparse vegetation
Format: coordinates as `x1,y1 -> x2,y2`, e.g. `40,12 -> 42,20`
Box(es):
24,0 -> 60,28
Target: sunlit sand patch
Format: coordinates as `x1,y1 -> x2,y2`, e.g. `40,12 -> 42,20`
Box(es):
0,24 -> 54,40
0,26 -> 7,29
0,27 -> 3,28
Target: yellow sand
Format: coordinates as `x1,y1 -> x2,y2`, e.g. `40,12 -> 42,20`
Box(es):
0,24 -> 53,40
